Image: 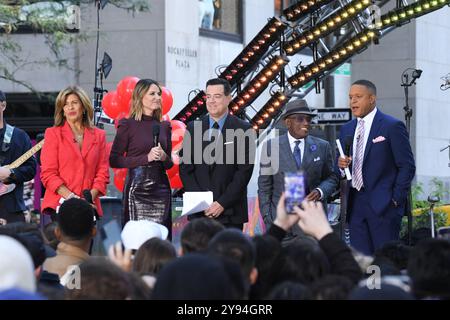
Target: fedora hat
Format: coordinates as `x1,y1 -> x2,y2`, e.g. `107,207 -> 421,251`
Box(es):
282,99 -> 317,119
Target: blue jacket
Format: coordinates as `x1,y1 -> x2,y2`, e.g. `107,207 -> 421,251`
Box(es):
338,110 -> 415,216
0,123 -> 37,215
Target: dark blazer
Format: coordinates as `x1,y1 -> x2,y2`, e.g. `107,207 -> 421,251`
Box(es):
179,114 -> 255,225
339,109 -> 415,217
258,133 -> 338,227
0,123 -> 37,215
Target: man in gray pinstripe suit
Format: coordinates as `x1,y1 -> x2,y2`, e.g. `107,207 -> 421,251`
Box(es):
258,99 -> 338,242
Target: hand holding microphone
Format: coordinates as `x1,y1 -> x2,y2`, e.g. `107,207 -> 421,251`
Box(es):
148,124 -> 166,162
83,189 -> 93,204
336,139 -> 352,180
148,143 -> 167,162
83,189 -> 99,221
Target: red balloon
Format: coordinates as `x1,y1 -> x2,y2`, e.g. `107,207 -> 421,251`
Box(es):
102,91 -> 122,119
161,87 -> 174,115
117,76 -> 140,107
113,168 -> 127,192
166,153 -> 180,178
169,173 -> 183,189
170,120 -> 186,151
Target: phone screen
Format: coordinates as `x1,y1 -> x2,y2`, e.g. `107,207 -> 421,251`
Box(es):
101,220 -> 122,253
284,171 -> 306,214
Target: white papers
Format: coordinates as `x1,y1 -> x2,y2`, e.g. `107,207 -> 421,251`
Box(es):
181,191 -> 213,216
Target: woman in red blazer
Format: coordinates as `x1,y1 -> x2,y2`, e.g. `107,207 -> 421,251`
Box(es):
40,86 -> 109,222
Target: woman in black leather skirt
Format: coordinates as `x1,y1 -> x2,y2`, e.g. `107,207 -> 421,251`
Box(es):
110,79 -> 173,237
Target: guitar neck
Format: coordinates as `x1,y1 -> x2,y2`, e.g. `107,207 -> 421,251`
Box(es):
5,140 -> 44,170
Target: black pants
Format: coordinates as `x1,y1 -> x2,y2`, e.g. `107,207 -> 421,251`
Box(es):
0,211 -> 25,224
188,212 -> 243,231
223,222 -> 244,231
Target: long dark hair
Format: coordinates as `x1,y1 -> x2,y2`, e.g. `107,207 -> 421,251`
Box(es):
133,238 -> 176,276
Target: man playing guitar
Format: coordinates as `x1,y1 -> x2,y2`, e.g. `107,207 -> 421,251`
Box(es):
0,90 -> 37,224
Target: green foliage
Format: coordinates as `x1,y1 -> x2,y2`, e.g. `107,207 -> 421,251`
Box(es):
400,178 -> 449,238
0,0 -> 149,90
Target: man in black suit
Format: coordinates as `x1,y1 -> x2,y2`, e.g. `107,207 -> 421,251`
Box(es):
0,90 -> 37,224
180,78 -> 255,229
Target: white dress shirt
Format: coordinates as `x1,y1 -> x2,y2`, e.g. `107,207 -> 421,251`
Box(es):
287,132 -> 323,199
287,132 -> 305,162
352,107 -> 378,161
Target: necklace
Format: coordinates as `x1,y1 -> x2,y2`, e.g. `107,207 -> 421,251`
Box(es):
72,128 -> 84,144
74,133 -> 83,143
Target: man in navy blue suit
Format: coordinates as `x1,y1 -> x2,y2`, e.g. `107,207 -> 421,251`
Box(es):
338,80 -> 415,255
0,90 -> 37,224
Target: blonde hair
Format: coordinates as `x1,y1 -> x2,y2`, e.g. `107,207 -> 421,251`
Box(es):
129,79 -> 162,121
54,86 -> 94,128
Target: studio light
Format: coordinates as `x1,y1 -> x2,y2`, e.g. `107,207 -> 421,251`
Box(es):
288,29 -> 377,89
100,52 -> 112,79
219,17 -> 286,87
228,56 -> 289,115
374,0 -> 450,29
173,91 -> 206,123
250,92 -> 288,130
284,0 -> 371,56
283,0 -> 335,22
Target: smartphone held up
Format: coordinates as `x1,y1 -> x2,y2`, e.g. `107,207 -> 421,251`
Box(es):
284,171 -> 306,214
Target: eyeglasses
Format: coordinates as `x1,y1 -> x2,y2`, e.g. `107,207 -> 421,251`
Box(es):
288,114 -> 312,123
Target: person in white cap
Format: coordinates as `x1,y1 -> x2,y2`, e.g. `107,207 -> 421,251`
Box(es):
121,220 -> 169,251
0,235 -> 36,293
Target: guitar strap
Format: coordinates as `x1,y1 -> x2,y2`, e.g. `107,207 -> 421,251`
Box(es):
0,124 -> 15,166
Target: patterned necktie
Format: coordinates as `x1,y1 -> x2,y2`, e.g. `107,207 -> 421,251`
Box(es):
293,140 -> 302,169
352,119 -> 365,190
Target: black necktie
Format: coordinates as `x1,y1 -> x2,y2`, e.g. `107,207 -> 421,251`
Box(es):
209,121 -> 220,141
211,122 -> 220,159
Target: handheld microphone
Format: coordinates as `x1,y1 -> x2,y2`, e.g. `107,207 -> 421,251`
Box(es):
83,189 -> 99,221
153,124 -> 160,147
83,189 -> 93,204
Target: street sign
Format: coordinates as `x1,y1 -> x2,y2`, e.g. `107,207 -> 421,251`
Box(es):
315,108 -> 352,125
333,63 -> 351,76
